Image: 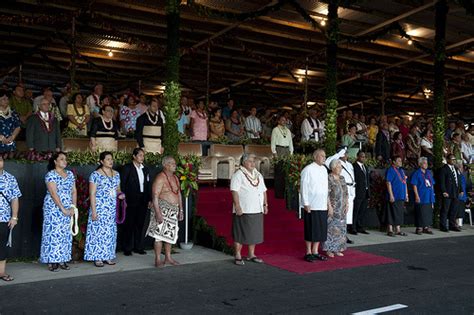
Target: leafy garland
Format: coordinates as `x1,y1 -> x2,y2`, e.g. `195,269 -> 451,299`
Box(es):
324,0 -> 339,157
163,0 -> 181,158
433,0 -> 448,170
186,0 -> 291,21
163,81 -> 181,157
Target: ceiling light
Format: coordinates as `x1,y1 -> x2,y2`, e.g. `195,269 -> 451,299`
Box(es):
297,77 -> 303,83
108,50 -> 114,57
307,101 -> 316,106
320,20 -> 326,26
407,40 -> 413,45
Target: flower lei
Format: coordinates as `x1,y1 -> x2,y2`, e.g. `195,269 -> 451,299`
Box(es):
0,106 -> 12,119
37,111 -> 55,133
240,166 -> 260,187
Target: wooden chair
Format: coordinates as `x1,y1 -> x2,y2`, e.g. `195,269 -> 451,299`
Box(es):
209,144 -> 244,180
245,144 -> 274,179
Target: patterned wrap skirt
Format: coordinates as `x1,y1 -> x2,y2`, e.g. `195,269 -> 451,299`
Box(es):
147,199 -> 180,244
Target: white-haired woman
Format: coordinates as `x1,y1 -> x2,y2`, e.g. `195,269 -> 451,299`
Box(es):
323,159 -> 349,258
410,157 -> 435,235
230,153 -> 268,266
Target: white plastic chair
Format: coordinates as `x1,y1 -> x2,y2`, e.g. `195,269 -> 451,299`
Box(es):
466,208 -> 472,226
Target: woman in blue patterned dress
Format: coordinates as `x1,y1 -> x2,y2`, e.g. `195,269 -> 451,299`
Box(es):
0,90 -> 21,154
40,152 -> 77,272
0,155 -> 22,281
84,151 -> 124,267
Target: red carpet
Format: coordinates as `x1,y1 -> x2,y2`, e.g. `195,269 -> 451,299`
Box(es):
197,187 -> 399,274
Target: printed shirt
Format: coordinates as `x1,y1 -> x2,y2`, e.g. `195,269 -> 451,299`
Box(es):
0,171 -> 22,222
120,106 -> 145,132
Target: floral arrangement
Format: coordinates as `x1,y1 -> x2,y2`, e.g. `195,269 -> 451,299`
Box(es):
285,154 -> 312,191
176,155 -> 201,197
62,127 -> 87,139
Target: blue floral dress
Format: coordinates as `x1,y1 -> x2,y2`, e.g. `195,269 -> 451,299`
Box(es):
0,108 -> 21,152
84,171 -> 120,261
40,170 -> 75,263
0,171 -> 22,222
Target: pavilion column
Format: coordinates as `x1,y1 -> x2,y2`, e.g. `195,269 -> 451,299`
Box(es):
324,0 -> 339,156
433,0 -> 449,169
163,0 -> 181,157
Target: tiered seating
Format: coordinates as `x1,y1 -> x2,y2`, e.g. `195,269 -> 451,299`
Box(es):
62,138 -> 90,152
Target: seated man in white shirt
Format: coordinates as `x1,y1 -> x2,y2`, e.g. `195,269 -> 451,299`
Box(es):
301,108 -> 325,142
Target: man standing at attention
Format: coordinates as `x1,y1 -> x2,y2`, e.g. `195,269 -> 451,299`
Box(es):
301,108 -> 324,142
244,107 -> 262,140
146,156 -> 183,267
300,149 -> 330,263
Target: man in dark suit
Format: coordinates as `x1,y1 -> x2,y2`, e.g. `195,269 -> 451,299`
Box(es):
120,148 -> 151,255
439,154 -> 462,232
375,122 -> 391,164
351,151 -> 370,235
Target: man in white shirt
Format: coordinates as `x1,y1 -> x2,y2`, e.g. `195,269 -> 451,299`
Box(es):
301,108 -> 325,142
326,146 -> 356,243
300,149 -> 330,263
86,83 -> 103,119
244,107 -> 262,139
230,154 -> 268,266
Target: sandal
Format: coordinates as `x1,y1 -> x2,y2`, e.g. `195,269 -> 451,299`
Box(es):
59,263 -> 70,270
335,252 -> 344,257
396,232 -> 408,236
246,256 -> 264,264
103,260 -> 116,265
415,228 -> 423,235
326,252 -> 335,258
423,228 -> 433,235
48,263 -> 59,272
94,261 -> 104,267
234,258 -> 245,266
387,231 -> 395,237
0,274 -> 14,282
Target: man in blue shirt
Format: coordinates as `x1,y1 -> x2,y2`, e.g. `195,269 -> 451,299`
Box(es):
385,155 -> 408,237
411,157 -> 435,235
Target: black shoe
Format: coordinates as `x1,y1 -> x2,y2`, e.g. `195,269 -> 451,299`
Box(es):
304,254 -> 315,262
312,254 -> 328,261
134,250 -> 147,255
440,227 -> 449,232
358,229 -> 370,235
123,251 -> 133,256
348,230 -> 358,235
449,227 -> 461,232
346,238 -> 354,244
